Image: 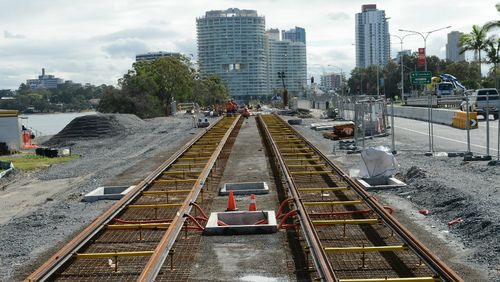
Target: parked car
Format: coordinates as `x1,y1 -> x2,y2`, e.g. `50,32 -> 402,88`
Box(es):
461,88 -> 499,120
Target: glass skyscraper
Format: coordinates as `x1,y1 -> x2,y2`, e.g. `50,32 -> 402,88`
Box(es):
196,8 -> 268,101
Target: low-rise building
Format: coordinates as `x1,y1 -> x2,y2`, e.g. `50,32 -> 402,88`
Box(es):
135,51 -> 182,62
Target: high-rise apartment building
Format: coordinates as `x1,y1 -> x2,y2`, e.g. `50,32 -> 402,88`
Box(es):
196,8 -> 268,101
355,4 -> 390,68
267,35 -> 307,96
282,27 -> 306,44
446,31 -> 465,62
266,28 -> 280,41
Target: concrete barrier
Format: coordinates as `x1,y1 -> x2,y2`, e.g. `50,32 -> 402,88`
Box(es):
389,106 -> 456,126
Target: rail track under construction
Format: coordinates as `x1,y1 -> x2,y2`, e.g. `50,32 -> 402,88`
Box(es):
26,114 -> 463,282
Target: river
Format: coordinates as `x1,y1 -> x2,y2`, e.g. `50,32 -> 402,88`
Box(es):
20,112 -> 97,136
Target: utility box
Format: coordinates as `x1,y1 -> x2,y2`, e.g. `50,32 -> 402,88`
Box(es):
0,110 -> 21,152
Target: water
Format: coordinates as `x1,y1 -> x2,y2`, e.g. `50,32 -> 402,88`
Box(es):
20,112 -> 97,136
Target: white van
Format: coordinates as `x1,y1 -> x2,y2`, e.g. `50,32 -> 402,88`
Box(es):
461,88 -> 499,120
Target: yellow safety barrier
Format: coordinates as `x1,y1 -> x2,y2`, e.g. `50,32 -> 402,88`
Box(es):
452,111 -> 478,129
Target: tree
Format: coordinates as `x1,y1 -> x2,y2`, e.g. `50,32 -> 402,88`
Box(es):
460,24 -> 489,79
99,56 -> 198,117
485,3 -> 500,31
484,37 -> 500,89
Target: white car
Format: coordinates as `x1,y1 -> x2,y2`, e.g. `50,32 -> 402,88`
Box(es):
461,88 -> 499,120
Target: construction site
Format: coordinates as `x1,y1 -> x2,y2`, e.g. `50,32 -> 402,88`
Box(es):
2,106 -> 498,282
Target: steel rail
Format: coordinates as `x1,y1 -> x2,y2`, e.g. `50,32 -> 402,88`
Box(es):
137,115 -> 241,281
273,114 -> 463,282
257,115 -> 337,282
26,116 -> 226,282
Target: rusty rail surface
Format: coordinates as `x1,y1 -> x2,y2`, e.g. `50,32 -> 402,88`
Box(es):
257,114 -> 463,282
26,116 -> 240,282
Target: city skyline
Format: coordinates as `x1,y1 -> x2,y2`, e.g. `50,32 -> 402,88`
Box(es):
0,0 -> 498,89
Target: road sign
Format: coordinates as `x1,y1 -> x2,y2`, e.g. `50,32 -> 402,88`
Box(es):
470,118 -> 477,128
410,71 -> 432,85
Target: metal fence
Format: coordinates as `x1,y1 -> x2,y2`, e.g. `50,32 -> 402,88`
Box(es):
332,95 -> 388,150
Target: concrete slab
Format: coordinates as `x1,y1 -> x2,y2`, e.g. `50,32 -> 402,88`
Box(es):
356,177 -> 407,189
189,116 -> 293,281
220,181 -> 269,195
82,185 -> 135,202
204,210 -> 277,235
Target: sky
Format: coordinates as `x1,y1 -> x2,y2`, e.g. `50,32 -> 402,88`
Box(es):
0,0 -> 499,90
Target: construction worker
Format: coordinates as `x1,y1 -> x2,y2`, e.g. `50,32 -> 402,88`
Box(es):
226,99 -> 236,116
242,106 -> 250,118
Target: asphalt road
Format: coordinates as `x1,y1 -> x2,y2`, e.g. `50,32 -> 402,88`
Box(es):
391,116 -> 499,157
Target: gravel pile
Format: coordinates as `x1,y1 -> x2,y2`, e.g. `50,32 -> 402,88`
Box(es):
0,113 -> 204,281
287,115 -> 500,281
44,114 -> 146,146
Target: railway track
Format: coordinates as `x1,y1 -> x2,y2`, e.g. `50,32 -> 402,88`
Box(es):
26,116 -> 241,281
27,112 -> 463,282
258,114 -> 463,282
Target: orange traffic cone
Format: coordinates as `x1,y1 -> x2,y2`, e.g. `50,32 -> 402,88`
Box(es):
226,191 -> 237,211
248,194 -> 257,211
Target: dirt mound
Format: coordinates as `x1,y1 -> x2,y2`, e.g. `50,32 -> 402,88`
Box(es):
403,166 -> 426,182
44,114 -> 145,146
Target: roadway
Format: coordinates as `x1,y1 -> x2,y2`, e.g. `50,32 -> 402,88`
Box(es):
392,116 -> 499,157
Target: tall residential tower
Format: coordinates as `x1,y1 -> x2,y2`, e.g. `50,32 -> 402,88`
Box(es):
196,8 -> 268,101
282,26 -> 306,44
355,4 -> 390,68
267,29 -> 307,96
446,31 -> 465,62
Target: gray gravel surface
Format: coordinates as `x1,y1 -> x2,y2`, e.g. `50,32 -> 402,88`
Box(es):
287,115 -> 500,281
0,113 -> 203,281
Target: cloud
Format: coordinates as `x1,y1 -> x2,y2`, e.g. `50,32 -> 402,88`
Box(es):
102,38 -> 149,58
4,30 -> 25,39
93,27 -> 179,42
327,12 -> 350,21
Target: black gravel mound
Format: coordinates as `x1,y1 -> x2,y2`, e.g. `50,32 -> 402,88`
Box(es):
44,114 -> 144,146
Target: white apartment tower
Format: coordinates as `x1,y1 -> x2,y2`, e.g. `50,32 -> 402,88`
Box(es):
196,8 -> 268,101
355,4 -> 390,68
267,36 -> 307,96
446,31 -> 465,62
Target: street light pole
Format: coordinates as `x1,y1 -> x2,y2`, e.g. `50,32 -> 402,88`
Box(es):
399,26 -> 451,155
389,34 -> 414,154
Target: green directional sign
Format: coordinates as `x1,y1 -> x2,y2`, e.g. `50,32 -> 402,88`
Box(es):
410,71 -> 432,85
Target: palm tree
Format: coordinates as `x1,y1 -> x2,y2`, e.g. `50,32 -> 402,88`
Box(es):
460,24 -> 489,79
485,3 -> 500,31
485,37 -> 500,89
